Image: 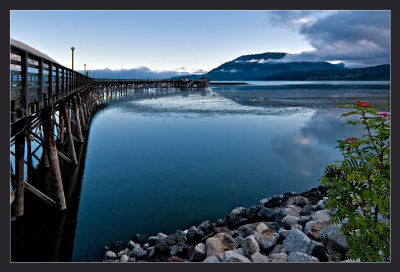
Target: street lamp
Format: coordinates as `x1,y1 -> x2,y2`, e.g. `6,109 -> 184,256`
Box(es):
71,47 -> 75,71
84,64 -> 86,76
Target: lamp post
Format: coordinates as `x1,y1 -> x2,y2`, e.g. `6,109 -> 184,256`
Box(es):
71,47 -> 75,71
84,64 -> 86,76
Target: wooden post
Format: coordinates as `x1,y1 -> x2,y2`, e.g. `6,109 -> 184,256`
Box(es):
38,58 -> 44,109
14,131 -> 25,217
72,97 -> 84,143
25,128 -> 33,179
59,114 -> 65,143
21,51 -> 28,118
41,107 -> 67,210
77,93 -> 86,128
60,102 -> 78,164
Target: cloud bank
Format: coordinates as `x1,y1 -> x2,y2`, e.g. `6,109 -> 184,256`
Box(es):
267,10 -> 390,67
82,67 -> 192,80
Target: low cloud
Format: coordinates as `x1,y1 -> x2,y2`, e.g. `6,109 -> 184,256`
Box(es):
266,10 -> 390,67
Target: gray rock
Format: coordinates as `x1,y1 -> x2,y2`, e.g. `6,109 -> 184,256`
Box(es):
278,228 -> 292,241
118,248 -> 129,257
235,236 -> 245,247
147,246 -> 156,259
226,207 -> 247,227
238,223 -> 258,237
254,229 -> 279,251
276,206 -> 301,229
254,223 -> 269,233
206,233 -> 237,257
311,241 -> 328,262
282,215 -> 300,229
143,243 -> 149,250
311,210 -> 331,221
282,229 -> 314,255
213,226 -> 234,236
300,205 -> 317,216
291,224 -> 303,231
241,235 -> 260,257
287,252 -> 319,262
320,225 -> 349,255
251,252 -> 270,262
105,251 -> 117,259
203,255 -> 221,262
157,232 -> 168,239
168,230 -> 187,243
304,219 -> 331,240
198,220 -> 213,234
233,248 -> 246,257
269,253 -> 288,262
187,226 -> 205,244
169,245 -> 184,257
269,244 -> 285,255
257,206 -> 278,221
155,238 -> 170,255
317,199 -> 325,210
148,236 -> 159,246
220,250 -> 251,262
286,196 -> 309,208
189,243 -> 206,261
128,241 -> 136,249
120,254 -> 129,262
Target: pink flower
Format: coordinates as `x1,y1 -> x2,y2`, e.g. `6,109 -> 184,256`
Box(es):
379,113 -> 390,117
356,101 -> 371,108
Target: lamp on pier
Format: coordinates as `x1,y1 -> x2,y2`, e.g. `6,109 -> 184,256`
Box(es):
71,47 -> 75,71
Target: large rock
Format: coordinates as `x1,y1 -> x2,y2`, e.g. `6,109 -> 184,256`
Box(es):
220,250 -> 251,262
251,252 -> 270,262
105,251 -> 117,259
188,243 -> 206,261
206,233 -> 237,257
285,196 -> 309,208
254,229 -> 279,251
282,229 -> 314,255
169,245 -> 184,258
311,241 -> 328,262
237,223 -> 258,237
226,207 -> 248,228
300,205 -> 317,216
186,226 -> 205,244
203,255 -> 220,262
254,223 -> 269,234
269,253 -> 288,262
168,230 -> 187,243
269,244 -> 285,255
257,206 -> 278,221
198,220 -> 214,235
311,210 -> 331,221
304,219 -> 331,240
155,238 -> 170,255
213,226 -> 234,236
241,235 -> 260,257
287,252 -> 319,262
246,205 -> 261,222
320,225 -> 349,256
119,254 -> 129,262
282,215 -> 300,229
275,206 -> 301,229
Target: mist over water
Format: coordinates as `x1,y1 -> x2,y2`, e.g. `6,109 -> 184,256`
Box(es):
71,88 -> 366,261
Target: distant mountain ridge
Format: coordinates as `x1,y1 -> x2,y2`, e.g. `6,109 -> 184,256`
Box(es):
171,52 -> 389,81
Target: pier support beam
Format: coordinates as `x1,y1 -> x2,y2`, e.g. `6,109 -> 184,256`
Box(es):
77,94 -> 86,129
60,102 -> 78,164
72,97 -> 84,143
14,131 -> 25,217
41,107 -> 67,211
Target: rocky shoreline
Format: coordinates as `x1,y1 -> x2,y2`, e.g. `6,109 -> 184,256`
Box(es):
102,185 -> 354,263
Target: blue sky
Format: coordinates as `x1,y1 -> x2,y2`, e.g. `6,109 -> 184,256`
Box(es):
10,10 -> 390,73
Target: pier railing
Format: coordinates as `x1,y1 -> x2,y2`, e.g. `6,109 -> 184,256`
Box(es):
10,43 -> 92,124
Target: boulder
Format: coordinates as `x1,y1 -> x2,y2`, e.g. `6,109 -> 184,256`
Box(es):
186,226 -> 205,244
237,223 -> 258,237
304,219 -> 331,240
157,232 -> 168,239
311,241 -> 328,262
205,233 -> 237,257
105,251 -> 117,259
203,255 -> 221,263
169,245 -> 184,258
278,228 -> 292,243
203,255 -> 220,262
269,244 -> 285,255
213,226 -> 234,236
131,233 -> 148,244
254,229 -> 279,251
155,238 -> 170,255
254,223 -> 269,234
320,225 -> 349,256
275,206 -> 300,229
117,248 -> 129,257
311,210 -> 331,221
285,196 -> 309,208
188,243 -> 206,261
300,205 -> 317,216
282,229 -> 314,255
119,254 -> 129,262
215,218 -> 226,227
233,248 -> 246,257
282,215 -> 300,229
251,252 -> 270,262
241,235 -> 260,257
257,206 -> 278,221
291,224 -> 303,231
287,252 -> 319,262
226,207 -> 248,228
168,230 -> 187,243
269,252 -> 288,262
148,236 -> 159,246
198,220 -> 214,235
246,205 -> 261,221
297,217 -> 310,228
234,236 -> 245,247
220,250 -> 251,262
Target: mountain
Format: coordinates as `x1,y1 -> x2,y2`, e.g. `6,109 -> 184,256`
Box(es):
263,64 -> 390,81
202,52 -> 345,80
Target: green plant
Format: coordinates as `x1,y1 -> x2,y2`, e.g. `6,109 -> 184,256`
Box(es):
320,101 -> 390,262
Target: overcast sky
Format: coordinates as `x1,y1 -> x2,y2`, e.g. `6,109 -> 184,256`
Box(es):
10,10 -> 390,72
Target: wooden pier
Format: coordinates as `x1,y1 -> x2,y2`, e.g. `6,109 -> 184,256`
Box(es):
10,41 -> 209,219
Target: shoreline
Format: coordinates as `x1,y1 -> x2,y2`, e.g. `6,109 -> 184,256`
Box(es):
101,185 -> 354,263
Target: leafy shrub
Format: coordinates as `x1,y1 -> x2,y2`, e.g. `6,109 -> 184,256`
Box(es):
320,101 -> 390,262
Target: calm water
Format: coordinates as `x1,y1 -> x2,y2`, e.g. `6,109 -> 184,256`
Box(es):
70,85 -> 378,261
